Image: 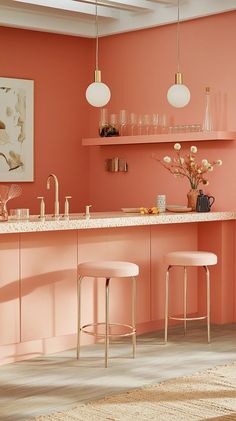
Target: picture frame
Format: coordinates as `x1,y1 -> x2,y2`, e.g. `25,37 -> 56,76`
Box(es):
0,77 -> 34,182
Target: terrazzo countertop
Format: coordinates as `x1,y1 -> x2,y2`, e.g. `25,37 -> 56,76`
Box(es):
0,211 -> 235,234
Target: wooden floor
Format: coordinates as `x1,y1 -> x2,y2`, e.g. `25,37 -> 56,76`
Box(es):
0,323 -> 236,421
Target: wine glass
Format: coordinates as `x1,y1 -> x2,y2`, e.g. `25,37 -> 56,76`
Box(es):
109,113 -> 119,135
160,114 -> 168,133
151,113 -> 160,134
129,112 -> 137,135
119,109 -> 128,136
143,114 -> 150,135
137,114 -> 144,135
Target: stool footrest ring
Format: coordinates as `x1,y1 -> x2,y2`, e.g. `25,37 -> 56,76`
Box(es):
169,315 -> 207,321
81,322 -> 136,338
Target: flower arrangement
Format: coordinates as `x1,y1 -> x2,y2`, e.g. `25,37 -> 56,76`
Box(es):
158,143 -> 222,190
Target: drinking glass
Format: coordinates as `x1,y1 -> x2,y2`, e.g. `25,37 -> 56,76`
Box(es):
160,114 -> 168,133
129,112 -> 137,136
152,113 -> 160,134
137,114 -> 144,135
100,108 -> 108,127
119,109 -> 128,136
143,114 -> 151,135
108,113 -> 119,136
99,108 -> 109,136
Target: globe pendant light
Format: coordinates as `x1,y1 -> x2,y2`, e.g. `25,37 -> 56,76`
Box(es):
86,0 -> 111,107
167,0 -> 190,108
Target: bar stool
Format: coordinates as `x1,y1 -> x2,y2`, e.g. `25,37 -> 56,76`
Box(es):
77,260 -> 139,367
164,251 -> 217,343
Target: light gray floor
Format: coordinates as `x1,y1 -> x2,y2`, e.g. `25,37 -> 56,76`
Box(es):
0,323 -> 235,421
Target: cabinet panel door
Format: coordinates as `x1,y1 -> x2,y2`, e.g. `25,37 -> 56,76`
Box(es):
151,223 -> 198,322
78,226 -> 150,327
0,235 -> 20,346
21,231 -> 77,341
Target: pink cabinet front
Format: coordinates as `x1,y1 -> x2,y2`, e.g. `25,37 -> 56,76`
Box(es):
77,226 -> 151,335
20,231 -> 77,342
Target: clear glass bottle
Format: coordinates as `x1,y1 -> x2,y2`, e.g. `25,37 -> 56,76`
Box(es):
202,87 -> 213,131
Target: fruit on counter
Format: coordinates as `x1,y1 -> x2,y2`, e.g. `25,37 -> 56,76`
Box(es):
140,207 -> 159,215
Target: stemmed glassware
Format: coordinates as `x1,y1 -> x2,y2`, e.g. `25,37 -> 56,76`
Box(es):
143,114 -> 150,135
152,113 -> 160,134
119,109 -> 128,136
129,113 -> 137,135
110,113 -> 119,135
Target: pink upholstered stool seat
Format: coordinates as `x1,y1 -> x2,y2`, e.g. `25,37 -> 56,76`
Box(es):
77,261 -> 139,278
164,251 -> 217,267
77,260 -> 139,367
164,251 -> 217,344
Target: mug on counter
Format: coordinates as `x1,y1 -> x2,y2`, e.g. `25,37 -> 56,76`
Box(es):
156,194 -> 166,212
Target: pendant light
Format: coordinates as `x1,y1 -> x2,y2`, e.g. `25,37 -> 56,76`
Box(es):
86,0 -> 111,107
167,0 -> 190,108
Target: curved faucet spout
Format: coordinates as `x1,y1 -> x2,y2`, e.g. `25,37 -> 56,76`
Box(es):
47,173 -> 59,217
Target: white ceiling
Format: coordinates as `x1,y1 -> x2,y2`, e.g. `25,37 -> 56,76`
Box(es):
0,0 -> 236,37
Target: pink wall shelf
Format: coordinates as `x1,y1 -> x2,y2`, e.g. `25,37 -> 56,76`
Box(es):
82,131 -> 236,146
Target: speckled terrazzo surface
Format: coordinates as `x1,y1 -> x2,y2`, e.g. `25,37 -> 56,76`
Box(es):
0,211 -> 235,234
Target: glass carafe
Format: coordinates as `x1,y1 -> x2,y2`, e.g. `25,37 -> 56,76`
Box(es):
202,87 -> 213,131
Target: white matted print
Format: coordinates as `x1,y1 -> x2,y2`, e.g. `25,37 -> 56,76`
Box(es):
0,77 -> 34,181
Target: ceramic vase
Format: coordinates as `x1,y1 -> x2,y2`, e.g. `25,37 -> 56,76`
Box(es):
187,189 -> 199,211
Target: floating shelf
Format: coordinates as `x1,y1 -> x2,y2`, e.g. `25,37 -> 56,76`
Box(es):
82,131 -> 236,146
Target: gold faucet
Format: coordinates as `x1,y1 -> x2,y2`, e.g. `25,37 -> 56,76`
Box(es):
46,173 -> 59,217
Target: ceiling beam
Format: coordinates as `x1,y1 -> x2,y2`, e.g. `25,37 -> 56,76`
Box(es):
73,0 -> 154,12
13,0 -> 118,18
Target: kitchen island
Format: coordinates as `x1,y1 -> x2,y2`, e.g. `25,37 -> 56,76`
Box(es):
0,211 -> 235,365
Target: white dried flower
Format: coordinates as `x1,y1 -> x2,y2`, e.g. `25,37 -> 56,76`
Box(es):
174,143 -> 181,151
197,169 -> 202,174
180,157 -> 185,164
208,165 -> 213,172
163,156 -> 171,163
216,159 -> 223,166
190,146 -> 197,153
202,159 -> 209,166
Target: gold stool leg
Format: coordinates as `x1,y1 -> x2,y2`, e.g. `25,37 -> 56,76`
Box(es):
105,278 -> 110,368
204,266 -> 211,343
132,276 -> 136,358
164,266 -> 171,343
184,266 -> 187,334
77,275 -> 83,359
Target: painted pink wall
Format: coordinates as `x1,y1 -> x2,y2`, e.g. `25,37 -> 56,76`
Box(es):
0,26 -> 93,214
1,12 -> 236,214
87,11 -> 236,211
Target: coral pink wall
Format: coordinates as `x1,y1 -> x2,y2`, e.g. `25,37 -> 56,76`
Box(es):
1,11 -> 236,214
0,26 -> 93,214
87,11 -> 236,211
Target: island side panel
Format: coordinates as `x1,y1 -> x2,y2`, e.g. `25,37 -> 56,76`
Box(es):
77,226 -> 151,342
198,220 -> 235,324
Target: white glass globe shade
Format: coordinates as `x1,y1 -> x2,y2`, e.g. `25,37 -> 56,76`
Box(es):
167,83 -> 191,108
86,82 -> 111,107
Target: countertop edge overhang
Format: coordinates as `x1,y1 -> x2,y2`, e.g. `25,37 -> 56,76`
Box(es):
0,211 -> 235,234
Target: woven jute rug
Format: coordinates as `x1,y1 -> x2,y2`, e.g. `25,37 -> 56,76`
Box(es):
31,362 -> 236,421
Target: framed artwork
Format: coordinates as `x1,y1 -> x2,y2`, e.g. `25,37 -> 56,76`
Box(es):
0,77 -> 34,182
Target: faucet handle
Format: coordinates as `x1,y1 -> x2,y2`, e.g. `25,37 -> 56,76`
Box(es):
64,196 -> 72,217
85,204 -> 92,219
37,196 -> 45,218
